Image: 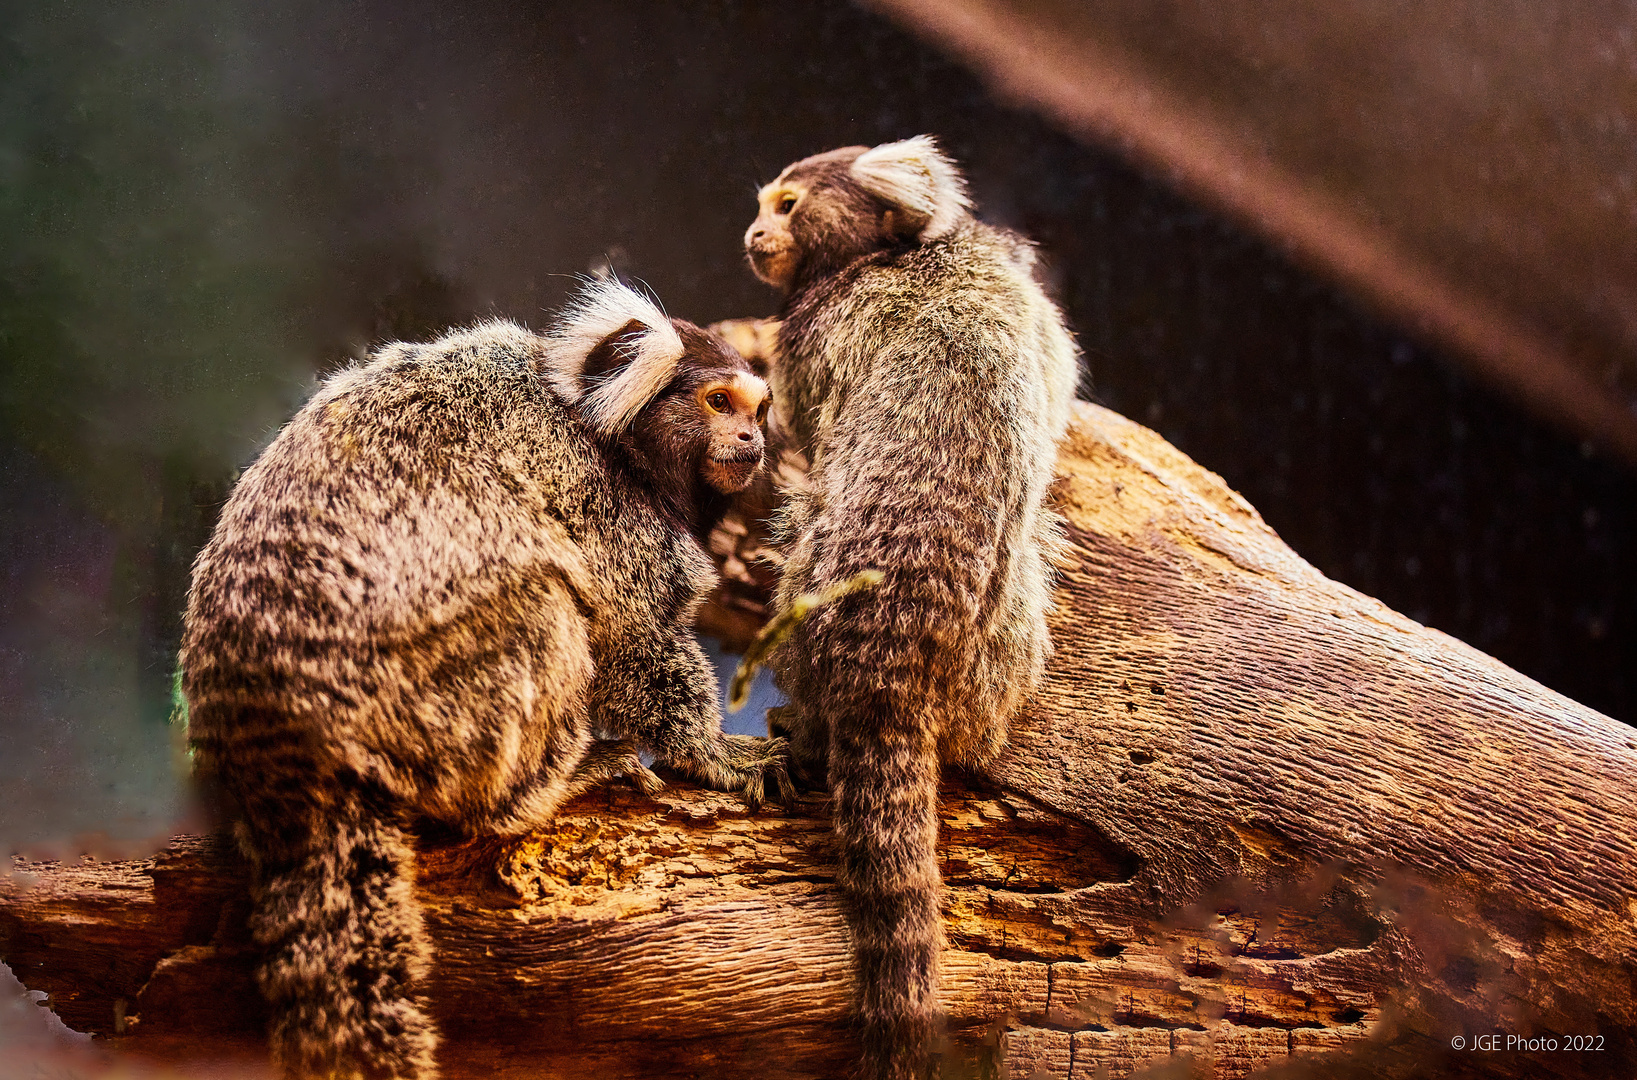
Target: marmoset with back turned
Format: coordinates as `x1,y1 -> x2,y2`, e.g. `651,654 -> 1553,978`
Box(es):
181,278 -> 789,1080
744,135 -> 1078,1080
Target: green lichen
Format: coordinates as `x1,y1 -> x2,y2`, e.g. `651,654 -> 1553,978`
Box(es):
728,569 -> 883,712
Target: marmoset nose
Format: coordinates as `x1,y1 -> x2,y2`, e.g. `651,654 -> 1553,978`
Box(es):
737,430 -> 754,442
749,227 -> 766,242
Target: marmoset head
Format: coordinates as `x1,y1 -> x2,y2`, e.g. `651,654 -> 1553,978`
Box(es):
543,279 -> 769,497
744,135 -> 972,292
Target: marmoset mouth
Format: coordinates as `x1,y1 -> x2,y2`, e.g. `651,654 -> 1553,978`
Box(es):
704,453 -> 762,493
711,449 -> 764,465
745,245 -> 796,287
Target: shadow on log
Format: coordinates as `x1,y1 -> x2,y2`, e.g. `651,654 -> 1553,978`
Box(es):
4,402 -> 1636,1079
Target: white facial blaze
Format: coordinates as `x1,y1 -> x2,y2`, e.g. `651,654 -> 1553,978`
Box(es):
849,135 -> 972,241
715,371 -> 770,414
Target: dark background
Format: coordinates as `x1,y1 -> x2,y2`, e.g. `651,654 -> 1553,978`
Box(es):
2,0 -> 1631,855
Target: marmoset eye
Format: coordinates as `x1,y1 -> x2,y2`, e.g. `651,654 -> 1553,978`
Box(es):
777,195 -> 796,214
707,391 -> 732,413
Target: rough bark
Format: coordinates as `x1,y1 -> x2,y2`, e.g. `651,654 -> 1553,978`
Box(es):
4,401 -> 1636,1079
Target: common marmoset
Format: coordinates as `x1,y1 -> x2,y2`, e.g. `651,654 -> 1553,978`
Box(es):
181,279 -> 788,1079
744,136 -> 1078,1079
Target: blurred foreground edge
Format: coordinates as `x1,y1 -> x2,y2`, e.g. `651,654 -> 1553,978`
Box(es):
868,0 -> 1637,467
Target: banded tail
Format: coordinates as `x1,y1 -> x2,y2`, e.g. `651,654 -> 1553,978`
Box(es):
830,699 -> 944,1080
246,798 -> 438,1079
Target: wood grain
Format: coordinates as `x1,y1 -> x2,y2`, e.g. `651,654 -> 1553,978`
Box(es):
5,401 -> 1635,1079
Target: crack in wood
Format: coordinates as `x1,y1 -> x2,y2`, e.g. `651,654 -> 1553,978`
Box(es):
5,401 -> 1635,1079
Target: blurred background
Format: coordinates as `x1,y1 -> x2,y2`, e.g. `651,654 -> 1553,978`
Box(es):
2,0 -> 1633,859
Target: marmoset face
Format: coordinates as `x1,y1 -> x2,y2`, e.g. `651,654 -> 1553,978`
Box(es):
744,180 -> 808,289
694,370 -> 769,493
629,323 -> 770,497
744,146 -> 885,290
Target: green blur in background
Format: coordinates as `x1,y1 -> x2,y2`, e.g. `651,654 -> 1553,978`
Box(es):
2,0 -> 315,852
3,0 -> 1633,859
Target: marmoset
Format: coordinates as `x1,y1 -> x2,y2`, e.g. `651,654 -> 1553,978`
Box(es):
744,136 -> 1078,1079
181,279 -> 787,1079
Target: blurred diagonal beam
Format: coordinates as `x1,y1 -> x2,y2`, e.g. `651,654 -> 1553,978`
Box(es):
868,0 -> 1637,466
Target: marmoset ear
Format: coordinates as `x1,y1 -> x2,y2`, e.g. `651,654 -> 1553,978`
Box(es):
542,279 -> 685,436
849,134 -> 972,241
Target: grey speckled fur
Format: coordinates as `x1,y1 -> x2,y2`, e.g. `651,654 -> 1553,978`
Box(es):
746,137 -> 1078,1079
181,286 -> 784,1079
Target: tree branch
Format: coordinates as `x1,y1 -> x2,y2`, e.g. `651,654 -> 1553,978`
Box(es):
4,401 -> 1635,1079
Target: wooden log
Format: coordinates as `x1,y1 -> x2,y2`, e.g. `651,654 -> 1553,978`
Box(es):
4,401 -> 1636,1079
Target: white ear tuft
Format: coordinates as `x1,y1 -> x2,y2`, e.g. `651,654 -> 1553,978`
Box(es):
849,134 -> 972,240
542,278 -> 685,435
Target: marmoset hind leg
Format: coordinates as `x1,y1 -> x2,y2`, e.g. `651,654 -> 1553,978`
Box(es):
563,739 -> 664,799
596,631 -> 795,809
